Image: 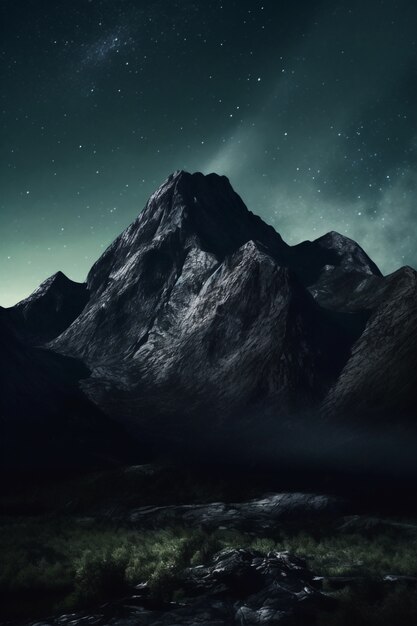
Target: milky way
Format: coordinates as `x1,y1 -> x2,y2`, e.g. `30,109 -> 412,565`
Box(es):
81,27 -> 135,67
1,0 -> 416,305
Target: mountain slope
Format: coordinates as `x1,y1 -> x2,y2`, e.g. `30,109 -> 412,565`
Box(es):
321,266 -> 417,421
0,308 -> 132,470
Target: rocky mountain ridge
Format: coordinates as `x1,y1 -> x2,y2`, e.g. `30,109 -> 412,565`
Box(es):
3,171 -> 416,472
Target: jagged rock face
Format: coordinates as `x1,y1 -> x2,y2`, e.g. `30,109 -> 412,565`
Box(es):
8,271 -> 89,344
80,242 -> 335,434
315,231 -> 381,277
296,231 -> 383,310
0,307 -> 132,470
133,242 -> 318,407
52,172 -> 293,364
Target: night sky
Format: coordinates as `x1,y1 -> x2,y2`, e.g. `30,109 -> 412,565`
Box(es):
1,0 -> 417,306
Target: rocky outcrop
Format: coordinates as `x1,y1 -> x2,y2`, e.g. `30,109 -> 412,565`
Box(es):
126,492 -> 346,529
21,549 -> 332,626
304,231 -> 383,310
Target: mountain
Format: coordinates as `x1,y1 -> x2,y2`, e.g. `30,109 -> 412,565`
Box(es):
46,173 -> 361,445
4,171 -> 416,472
8,271 -> 89,344
50,172 -> 377,364
0,306 -> 133,471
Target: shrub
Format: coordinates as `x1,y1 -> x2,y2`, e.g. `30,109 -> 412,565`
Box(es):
73,548 -> 128,606
2,515 -> 417,619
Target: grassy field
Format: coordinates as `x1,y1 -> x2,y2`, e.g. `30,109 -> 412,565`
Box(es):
1,514 -> 417,620
1,467 -> 417,624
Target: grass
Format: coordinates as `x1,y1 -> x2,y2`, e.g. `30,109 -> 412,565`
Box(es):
1,515 -> 417,619
0,520 -> 239,616
2,468 -> 417,622
280,529 -> 417,578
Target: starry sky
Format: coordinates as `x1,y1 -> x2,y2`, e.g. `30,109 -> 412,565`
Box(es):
1,0 -> 417,306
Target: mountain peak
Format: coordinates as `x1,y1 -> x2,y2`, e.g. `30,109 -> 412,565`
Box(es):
9,272 -> 89,344
85,171 -> 289,296
147,170 -> 242,215
314,231 -> 382,277
14,270 -> 72,307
